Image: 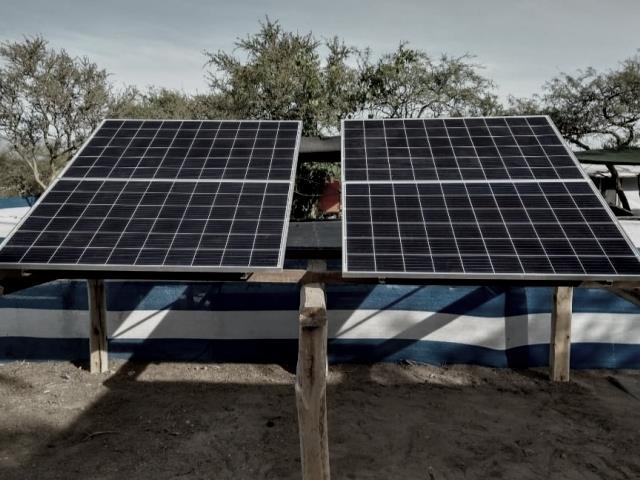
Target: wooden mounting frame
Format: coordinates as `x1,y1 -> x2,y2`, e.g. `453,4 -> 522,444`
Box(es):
296,260 -> 331,480
87,279 -> 108,374
549,286 -> 573,382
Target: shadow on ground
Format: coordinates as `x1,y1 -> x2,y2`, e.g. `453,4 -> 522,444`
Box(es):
1,360 -> 640,480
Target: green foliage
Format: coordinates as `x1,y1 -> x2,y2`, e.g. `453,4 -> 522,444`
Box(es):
357,43 -> 501,118
0,149 -> 40,197
291,162 -> 341,220
3,20 -> 639,224
0,36 -> 114,192
110,87 -> 223,120
204,18 -> 359,136
508,53 -> 640,151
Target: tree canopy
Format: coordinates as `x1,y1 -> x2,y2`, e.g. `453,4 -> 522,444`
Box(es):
356,43 -> 500,119
0,22 -> 639,204
0,37 -> 116,191
508,54 -> 640,151
204,18 -> 359,136
110,87 -> 221,120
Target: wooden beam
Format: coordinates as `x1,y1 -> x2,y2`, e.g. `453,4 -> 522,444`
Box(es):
607,286 -> 640,308
549,286 -> 573,382
296,260 -> 330,480
87,279 -> 108,374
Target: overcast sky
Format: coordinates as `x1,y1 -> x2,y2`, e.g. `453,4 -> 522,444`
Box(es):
1,0 -> 638,101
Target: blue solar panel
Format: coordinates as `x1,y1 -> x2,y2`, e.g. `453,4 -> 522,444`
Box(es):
342,116 -> 640,280
0,119 -> 301,272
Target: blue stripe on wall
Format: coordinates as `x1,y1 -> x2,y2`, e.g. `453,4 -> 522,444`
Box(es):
1,337 -> 639,369
1,281 -> 639,315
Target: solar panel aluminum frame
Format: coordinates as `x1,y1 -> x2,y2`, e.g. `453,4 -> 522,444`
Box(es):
0,118 -> 302,273
341,115 -> 640,281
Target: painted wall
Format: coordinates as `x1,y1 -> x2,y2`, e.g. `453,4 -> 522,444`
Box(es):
1,198 -> 640,368
1,280 -> 639,368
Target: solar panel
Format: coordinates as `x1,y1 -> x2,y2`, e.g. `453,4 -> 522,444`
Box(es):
65,120 -> 299,181
0,119 -> 301,272
342,116 -> 640,280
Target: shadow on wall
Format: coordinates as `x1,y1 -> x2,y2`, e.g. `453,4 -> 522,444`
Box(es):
108,283 -> 544,367
1,281 -> 640,368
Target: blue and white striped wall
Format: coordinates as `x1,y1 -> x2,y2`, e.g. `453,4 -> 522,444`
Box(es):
1,198 -> 640,368
1,281 -> 640,368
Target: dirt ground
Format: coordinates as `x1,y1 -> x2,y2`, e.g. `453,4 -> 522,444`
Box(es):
0,361 -> 639,480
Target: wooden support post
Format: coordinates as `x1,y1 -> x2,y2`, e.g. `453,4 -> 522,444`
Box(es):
87,279 -> 108,374
296,260 -> 330,480
549,286 -> 573,382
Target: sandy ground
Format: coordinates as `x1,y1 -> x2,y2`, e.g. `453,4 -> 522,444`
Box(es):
0,361 -> 639,480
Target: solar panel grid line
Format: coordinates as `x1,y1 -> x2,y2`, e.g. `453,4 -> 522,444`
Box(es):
190,181 -> 222,266
66,119 -> 299,183
0,118 -> 111,254
454,120 -> 502,274
382,120 -> 408,272
154,121 -> 210,266
50,118 -> 114,184
401,120 -> 434,267
360,120 -> 378,272
545,116 -> 640,229
542,118 -> 640,272
184,121 -> 225,265
344,178 -> 590,185
83,120 -> 144,180
0,188 -> 288,271
456,119 -> 504,274
275,119 -> 302,268
25,120 -> 146,264
103,121 -> 181,265
249,121 -> 277,266
99,121 -> 142,180
105,120 -> 175,265
172,121 -> 206,181
342,115 -> 587,183
506,119 -> 595,274
528,118 -> 625,273
184,122 -> 236,267
480,117 -> 519,180
217,122 -> 253,267
485,118 -> 574,275
224,183 -> 259,267
526,116 -> 592,182
341,116 -> 640,280
421,119 -> 466,272
0,119 -> 302,272
195,120 -> 223,182
348,182 -> 640,278
522,117 -> 564,181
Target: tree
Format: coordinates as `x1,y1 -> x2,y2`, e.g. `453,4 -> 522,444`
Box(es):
291,162 -> 340,220
110,87 -> 223,120
356,43 -> 501,119
508,53 -> 640,151
0,148 -> 40,198
0,37 -> 115,192
204,18 -> 360,136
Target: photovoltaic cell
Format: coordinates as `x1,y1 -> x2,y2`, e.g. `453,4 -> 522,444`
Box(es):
64,119 -> 299,181
0,119 -> 301,271
343,117 -> 582,182
342,116 -> 640,280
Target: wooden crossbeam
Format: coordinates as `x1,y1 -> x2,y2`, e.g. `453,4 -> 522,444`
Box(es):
296,260 -> 330,480
5,267 -> 640,293
549,286 -> 573,382
87,279 -> 108,374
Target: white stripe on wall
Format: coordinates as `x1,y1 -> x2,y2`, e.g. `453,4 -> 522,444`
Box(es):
2,308 -> 639,350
